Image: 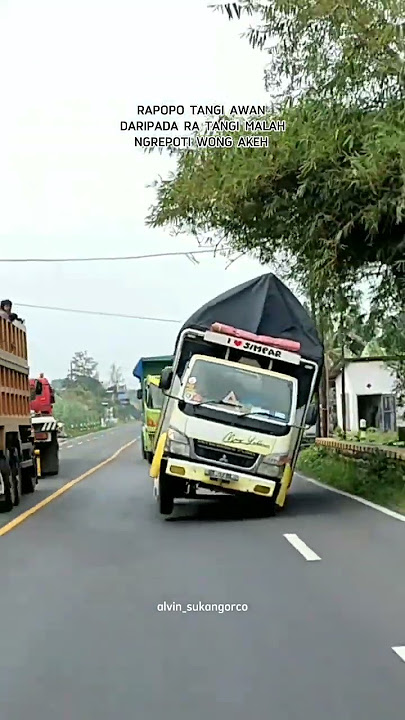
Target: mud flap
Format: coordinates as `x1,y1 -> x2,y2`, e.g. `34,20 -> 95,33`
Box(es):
276,464 -> 293,507
150,432 -> 167,479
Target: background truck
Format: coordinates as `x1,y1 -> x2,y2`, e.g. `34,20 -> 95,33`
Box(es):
29,373 -> 59,476
133,355 -> 173,463
150,273 -> 322,516
0,315 -> 39,512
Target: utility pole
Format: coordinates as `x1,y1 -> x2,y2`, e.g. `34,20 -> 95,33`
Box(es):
340,310 -> 346,439
308,275 -> 322,437
324,356 -> 330,437
318,311 -> 330,438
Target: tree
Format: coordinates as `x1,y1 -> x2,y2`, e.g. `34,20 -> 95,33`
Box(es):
69,351 -> 99,381
211,1 -> 404,105
147,98 -> 404,310
146,0 -> 404,311
110,363 -> 124,387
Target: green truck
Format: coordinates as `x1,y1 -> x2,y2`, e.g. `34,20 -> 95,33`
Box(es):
133,355 -> 172,463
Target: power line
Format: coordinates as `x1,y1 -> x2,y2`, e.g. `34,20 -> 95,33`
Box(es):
0,249 -> 217,263
16,302 -> 182,324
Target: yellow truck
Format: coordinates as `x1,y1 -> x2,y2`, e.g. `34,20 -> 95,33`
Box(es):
0,315 -> 39,511
133,356 -> 173,463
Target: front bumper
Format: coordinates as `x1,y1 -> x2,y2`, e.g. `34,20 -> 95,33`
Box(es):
165,458 -> 277,498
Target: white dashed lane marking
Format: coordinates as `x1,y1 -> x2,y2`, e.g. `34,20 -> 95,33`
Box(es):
283,533 -> 321,561
392,647 -> 405,664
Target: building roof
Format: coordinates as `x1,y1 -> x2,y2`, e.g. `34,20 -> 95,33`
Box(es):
331,355 -> 404,381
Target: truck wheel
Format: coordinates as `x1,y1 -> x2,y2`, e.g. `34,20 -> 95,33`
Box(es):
141,435 -> 147,460
21,462 -> 36,493
8,450 -> 21,507
158,472 -> 174,516
42,435 -> 59,476
262,497 -> 277,517
0,458 -> 13,513
248,494 -> 276,517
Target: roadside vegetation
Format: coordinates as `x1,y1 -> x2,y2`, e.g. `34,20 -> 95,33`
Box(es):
52,351 -> 140,434
146,0 -> 405,418
298,445 -> 405,513
333,428 -> 405,448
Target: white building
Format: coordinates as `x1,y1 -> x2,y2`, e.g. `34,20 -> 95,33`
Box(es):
335,358 -> 405,432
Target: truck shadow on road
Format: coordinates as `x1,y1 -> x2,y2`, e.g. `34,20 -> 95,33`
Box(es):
282,487 -> 359,518
164,497 -> 280,523
165,486 -> 358,523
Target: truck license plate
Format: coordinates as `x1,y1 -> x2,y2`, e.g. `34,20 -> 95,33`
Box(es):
35,432 -> 48,441
206,470 -> 239,483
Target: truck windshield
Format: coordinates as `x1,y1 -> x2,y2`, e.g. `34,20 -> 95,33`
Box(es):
147,384 -> 164,409
30,385 -> 42,402
182,359 -> 294,423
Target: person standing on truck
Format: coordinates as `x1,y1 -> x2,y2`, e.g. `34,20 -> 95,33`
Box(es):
0,299 -> 23,324
0,299 -> 12,319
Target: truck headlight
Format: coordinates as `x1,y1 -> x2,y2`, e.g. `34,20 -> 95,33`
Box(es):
166,427 -> 190,457
259,454 -> 289,479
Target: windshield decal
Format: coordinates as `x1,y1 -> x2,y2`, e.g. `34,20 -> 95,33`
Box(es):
222,391 -> 239,405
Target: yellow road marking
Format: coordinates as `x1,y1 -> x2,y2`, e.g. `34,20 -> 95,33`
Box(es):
0,439 -> 137,537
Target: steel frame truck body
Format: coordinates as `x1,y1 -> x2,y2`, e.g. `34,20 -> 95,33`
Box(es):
0,315 -> 39,512
29,374 -> 59,476
150,274 -> 322,516
133,355 -> 172,463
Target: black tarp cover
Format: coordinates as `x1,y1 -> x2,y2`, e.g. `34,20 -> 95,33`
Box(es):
176,273 -> 323,366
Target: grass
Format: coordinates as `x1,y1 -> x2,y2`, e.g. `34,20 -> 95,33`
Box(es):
297,445 -> 405,514
64,419 -> 139,439
333,428 -> 405,447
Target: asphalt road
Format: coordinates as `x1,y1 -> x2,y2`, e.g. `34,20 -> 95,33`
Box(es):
0,425 -> 404,719
0,423 -> 139,530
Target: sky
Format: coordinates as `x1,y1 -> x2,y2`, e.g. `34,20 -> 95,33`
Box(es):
0,0 -> 274,387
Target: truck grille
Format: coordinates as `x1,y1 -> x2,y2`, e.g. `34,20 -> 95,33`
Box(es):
193,440 -> 257,469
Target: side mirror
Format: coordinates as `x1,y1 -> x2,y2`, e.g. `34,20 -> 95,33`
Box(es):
35,380 -> 42,395
305,404 -> 318,428
160,366 -> 173,391
136,388 -> 142,400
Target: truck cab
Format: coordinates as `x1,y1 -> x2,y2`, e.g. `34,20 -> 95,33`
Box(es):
30,375 -> 55,415
29,374 -> 59,476
151,324 -> 319,516
141,375 -> 164,462
133,355 -> 173,464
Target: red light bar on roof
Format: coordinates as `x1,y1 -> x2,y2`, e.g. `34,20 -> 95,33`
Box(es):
210,323 -> 301,354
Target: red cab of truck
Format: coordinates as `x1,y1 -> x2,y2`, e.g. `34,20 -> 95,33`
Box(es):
30,374 -> 55,415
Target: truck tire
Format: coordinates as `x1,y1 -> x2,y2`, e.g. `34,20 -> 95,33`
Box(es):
8,449 -> 21,507
41,434 -> 59,476
247,494 -> 276,517
158,472 -> 174,516
22,461 -> 37,493
0,458 -> 13,513
141,435 -> 147,460
262,497 -> 277,517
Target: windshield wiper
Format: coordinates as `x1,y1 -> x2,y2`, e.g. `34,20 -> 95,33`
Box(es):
191,398 -> 244,410
240,409 -> 283,421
